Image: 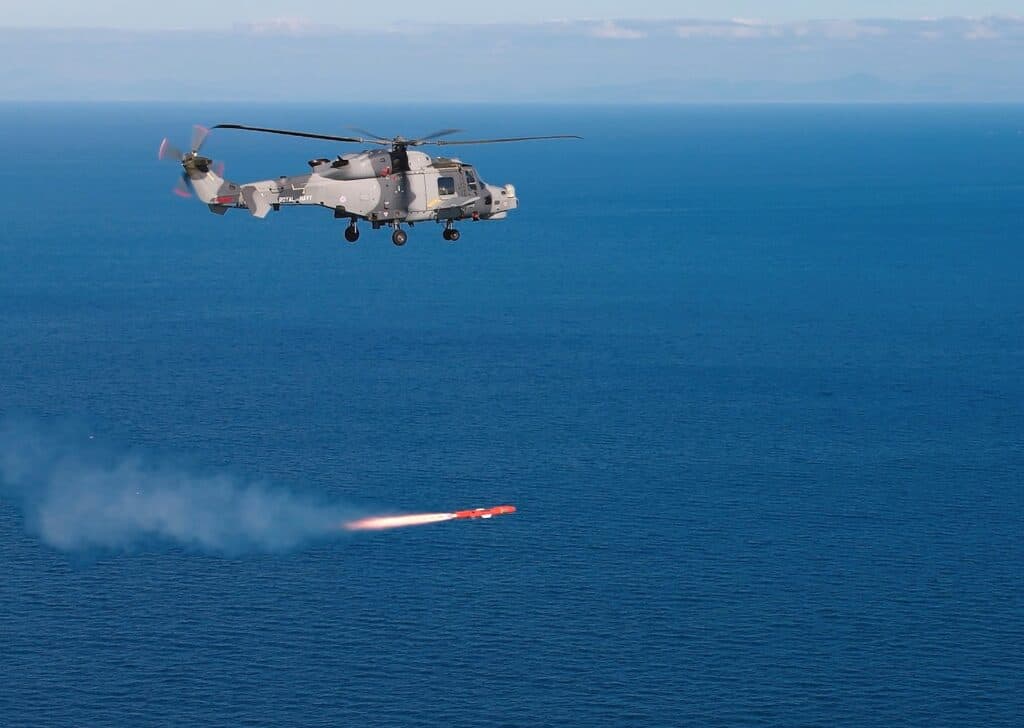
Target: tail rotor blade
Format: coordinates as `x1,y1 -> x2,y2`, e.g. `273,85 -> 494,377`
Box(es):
173,172 -> 193,199
213,160 -> 225,177
190,124 -> 210,153
159,138 -> 184,162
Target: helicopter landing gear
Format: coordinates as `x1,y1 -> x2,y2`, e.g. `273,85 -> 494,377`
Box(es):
391,228 -> 408,246
442,222 -> 460,242
344,223 -> 360,243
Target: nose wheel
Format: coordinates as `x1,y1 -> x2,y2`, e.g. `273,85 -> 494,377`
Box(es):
391,228 -> 408,246
344,224 -> 360,243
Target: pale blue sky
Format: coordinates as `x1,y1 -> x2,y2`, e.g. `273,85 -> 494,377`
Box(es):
1,0 -> 1021,28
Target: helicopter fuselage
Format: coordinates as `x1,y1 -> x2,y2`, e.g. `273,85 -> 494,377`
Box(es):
189,149 -> 518,230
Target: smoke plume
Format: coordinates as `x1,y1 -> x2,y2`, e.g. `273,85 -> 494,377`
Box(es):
0,421 -> 348,554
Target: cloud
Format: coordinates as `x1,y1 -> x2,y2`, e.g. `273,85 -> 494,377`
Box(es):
589,21 -> 646,40
675,21 -> 781,40
965,23 -> 1000,40
673,19 -> 889,41
233,17 -> 338,36
814,21 -> 890,39
674,23 -> 760,39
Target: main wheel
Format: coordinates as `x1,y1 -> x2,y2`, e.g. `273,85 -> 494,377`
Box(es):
392,229 -> 408,246
442,228 -> 452,241
447,229 -> 460,242
344,226 -> 360,243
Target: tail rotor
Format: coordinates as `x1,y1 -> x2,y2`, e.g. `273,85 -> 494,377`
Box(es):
159,125 -> 216,199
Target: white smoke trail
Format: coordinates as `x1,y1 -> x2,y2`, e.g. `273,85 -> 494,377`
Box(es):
0,420 -> 349,555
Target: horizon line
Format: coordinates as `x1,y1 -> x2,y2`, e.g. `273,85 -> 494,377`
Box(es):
2,14 -> 1022,32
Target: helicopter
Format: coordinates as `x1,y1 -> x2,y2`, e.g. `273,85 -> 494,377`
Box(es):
159,124 -> 580,246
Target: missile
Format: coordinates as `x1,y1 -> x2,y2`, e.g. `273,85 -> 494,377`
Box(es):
342,504 -> 517,531
453,505 -> 517,520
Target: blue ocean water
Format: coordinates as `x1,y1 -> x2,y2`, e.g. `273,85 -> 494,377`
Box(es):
1,103 -> 1022,726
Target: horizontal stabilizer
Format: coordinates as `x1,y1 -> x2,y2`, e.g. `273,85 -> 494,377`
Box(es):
240,186 -> 273,219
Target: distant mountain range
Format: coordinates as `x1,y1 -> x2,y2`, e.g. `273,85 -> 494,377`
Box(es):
2,17 -> 1023,102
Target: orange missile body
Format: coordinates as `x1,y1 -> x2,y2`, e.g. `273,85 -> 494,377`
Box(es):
453,505 -> 517,520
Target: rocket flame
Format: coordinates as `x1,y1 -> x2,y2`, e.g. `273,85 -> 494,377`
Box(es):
343,512 -> 455,531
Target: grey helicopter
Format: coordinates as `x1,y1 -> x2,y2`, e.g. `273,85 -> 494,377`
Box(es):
159,124 -> 580,246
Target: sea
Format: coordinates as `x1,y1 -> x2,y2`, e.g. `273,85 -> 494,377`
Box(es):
1,104 -> 1022,726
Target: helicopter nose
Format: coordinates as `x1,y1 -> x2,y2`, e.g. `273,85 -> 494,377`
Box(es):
481,183 -> 517,219
497,183 -> 518,210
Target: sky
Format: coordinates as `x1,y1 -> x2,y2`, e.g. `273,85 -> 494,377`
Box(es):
1,9 -> 1022,102
1,0 -> 1022,28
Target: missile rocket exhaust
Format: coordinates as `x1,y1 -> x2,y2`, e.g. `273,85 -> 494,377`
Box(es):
344,512 -> 455,531
343,505 -> 516,532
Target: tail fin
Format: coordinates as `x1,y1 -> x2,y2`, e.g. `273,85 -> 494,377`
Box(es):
185,157 -> 240,208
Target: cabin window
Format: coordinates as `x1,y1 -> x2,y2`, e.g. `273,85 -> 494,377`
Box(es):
438,176 -> 456,196
465,170 -> 478,191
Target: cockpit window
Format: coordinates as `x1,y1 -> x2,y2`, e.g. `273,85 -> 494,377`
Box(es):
438,176 -> 456,196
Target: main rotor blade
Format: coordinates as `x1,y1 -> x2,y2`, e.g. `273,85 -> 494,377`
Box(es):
191,124 -> 211,153
430,135 -> 583,146
413,128 -> 464,143
348,127 -> 392,143
214,124 -> 371,144
350,128 -> 464,145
